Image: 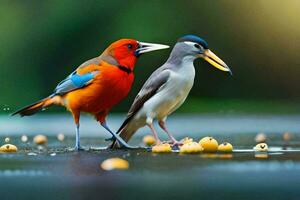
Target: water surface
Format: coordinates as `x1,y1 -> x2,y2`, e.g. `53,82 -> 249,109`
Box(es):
0,114 -> 300,200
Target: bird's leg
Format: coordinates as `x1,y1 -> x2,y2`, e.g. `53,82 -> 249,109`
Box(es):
100,121 -> 138,149
75,123 -> 84,150
158,120 -> 181,146
72,111 -> 84,151
97,112 -> 116,142
147,120 -> 162,145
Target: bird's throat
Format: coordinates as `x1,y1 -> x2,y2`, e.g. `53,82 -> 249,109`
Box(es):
117,65 -> 133,74
100,53 -> 136,73
117,56 -> 137,72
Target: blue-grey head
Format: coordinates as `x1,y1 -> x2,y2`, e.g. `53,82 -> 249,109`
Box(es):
171,34 -> 232,75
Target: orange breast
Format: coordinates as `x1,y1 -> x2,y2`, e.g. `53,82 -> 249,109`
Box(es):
64,64 -> 134,115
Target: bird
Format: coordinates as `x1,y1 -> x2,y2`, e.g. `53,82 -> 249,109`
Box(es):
111,35 -> 231,148
12,38 -> 169,150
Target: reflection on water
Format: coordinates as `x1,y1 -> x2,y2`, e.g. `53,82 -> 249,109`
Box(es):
255,153 -> 269,159
207,160 -> 300,172
1,114 -> 300,137
200,153 -> 233,159
50,152 -> 56,156
0,169 -> 51,177
27,152 -> 37,156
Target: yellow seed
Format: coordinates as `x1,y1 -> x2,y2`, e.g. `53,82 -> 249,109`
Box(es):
254,143 -> 268,152
181,137 -> 194,144
101,158 -> 129,171
57,133 -> 65,141
255,153 -> 268,159
199,136 -> 218,152
255,133 -> 267,143
283,132 -> 291,141
143,135 -> 156,146
200,153 -> 218,159
33,135 -> 47,145
4,137 -> 10,143
152,143 -> 172,153
21,135 -> 28,142
0,144 -> 18,153
179,142 -> 203,154
218,142 -> 233,153
218,154 -> 233,159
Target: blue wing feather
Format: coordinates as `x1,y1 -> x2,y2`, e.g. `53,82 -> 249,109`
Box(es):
54,70 -> 100,95
70,73 -> 95,87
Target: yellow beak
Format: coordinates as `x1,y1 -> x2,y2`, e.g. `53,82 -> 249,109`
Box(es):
203,49 -> 232,75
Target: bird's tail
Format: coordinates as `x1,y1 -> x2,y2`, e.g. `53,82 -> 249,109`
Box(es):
12,95 -> 57,117
110,122 -> 140,149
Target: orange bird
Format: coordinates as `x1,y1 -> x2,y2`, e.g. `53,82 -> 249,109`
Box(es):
13,39 -> 169,150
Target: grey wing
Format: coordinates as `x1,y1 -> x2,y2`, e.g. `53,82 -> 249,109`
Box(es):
117,68 -> 171,133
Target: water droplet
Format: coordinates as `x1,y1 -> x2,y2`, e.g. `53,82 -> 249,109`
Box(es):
50,153 -> 56,156
4,137 -> 10,143
57,133 -> 65,141
37,145 -> 44,151
28,152 -> 37,156
21,135 -> 28,142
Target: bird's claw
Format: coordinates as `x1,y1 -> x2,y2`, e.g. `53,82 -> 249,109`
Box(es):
67,145 -> 87,152
173,141 -> 183,147
164,140 -> 183,147
75,145 -> 86,151
110,140 -> 145,150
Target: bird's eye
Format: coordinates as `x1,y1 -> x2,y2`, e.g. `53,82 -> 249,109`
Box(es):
194,44 -> 201,49
127,44 -> 133,49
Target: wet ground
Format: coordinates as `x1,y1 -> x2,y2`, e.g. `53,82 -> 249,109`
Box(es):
1,114 -> 300,200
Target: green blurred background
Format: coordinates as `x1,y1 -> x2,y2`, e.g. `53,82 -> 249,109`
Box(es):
1,0 -> 300,114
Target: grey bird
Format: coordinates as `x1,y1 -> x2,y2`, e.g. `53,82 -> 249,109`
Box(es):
111,35 -> 232,148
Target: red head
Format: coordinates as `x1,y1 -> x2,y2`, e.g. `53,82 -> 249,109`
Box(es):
103,39 -> 169,71
107,39 -> 139,70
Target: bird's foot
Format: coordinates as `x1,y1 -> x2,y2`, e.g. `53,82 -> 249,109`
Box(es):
172,141 -> 183,151
76,146 -> 85,151
101,122 -> 138,149
89,146 -> 107,151
165,140 -> 183,147
173,141 -> 183,147
155,139 -> 162,145
67,145 -> 87,152
111,134 -> 140,149
108,141 -> 145,150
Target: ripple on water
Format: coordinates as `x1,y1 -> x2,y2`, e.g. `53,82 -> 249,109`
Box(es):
27,152 -> 38,156
206,160 -> 300,172
0,169 -> 51,177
